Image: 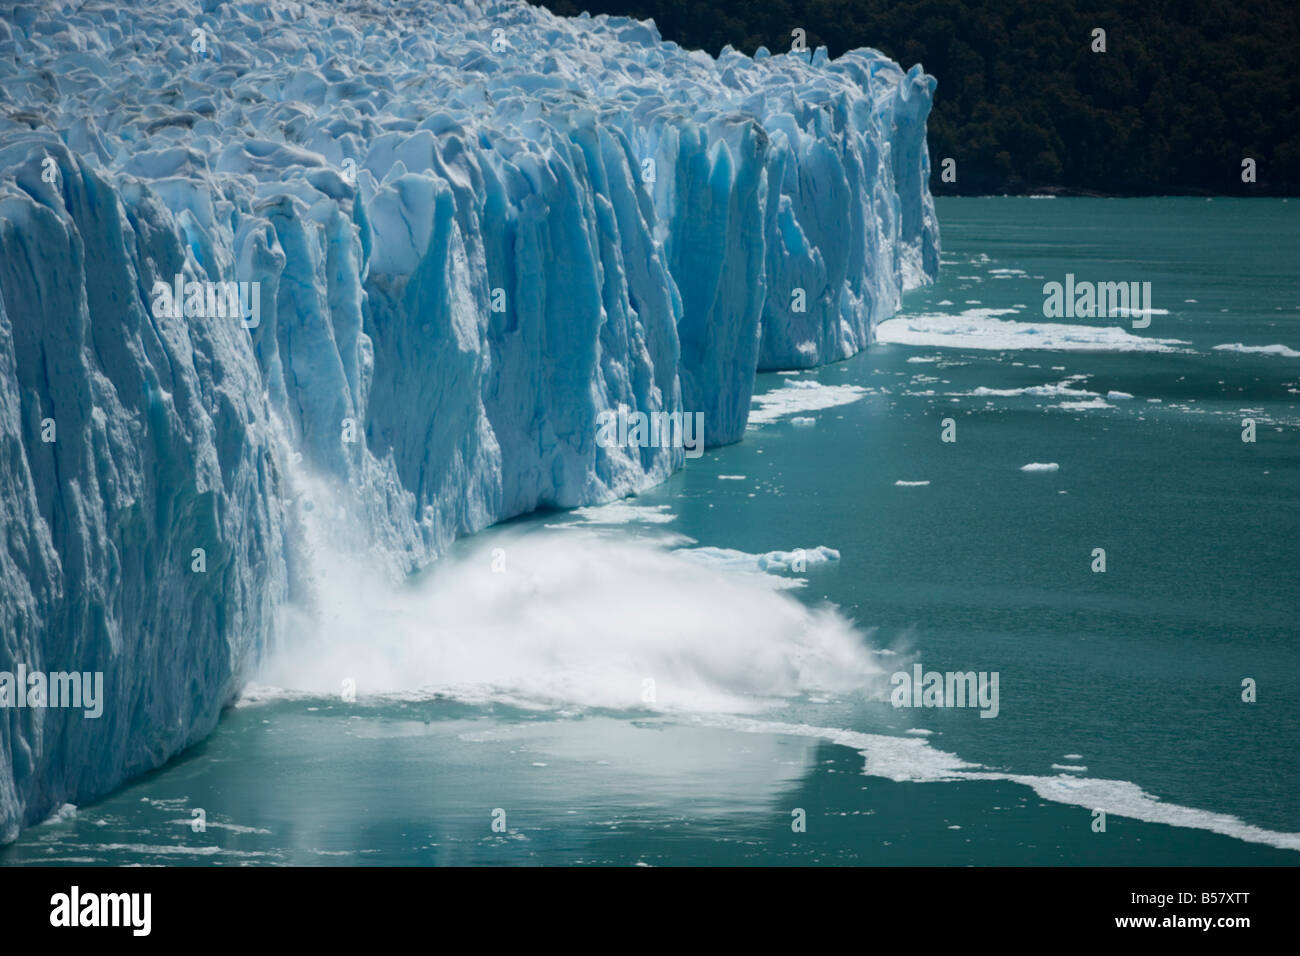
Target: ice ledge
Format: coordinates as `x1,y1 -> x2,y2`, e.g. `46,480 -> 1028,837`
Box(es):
0,0 -> 937,841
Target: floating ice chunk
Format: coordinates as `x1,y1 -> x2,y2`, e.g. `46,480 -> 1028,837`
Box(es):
1111,307 -> 1170,317
570,503 -> 678,525
40,804 -> 78,826
1214,343 -> 1300,358
1055,397 -> 1114,410
876,310 -> 1190,352
958,382 -> 1099,398
675,545 -> 841,575
749,380 -> 869,424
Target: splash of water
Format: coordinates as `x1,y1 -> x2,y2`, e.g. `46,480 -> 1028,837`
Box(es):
258,522 -> 882,714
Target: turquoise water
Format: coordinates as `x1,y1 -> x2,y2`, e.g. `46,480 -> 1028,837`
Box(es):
3,197 -> 1298,865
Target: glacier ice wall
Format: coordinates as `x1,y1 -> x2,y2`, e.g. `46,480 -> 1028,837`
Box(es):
0,0 -> 937,841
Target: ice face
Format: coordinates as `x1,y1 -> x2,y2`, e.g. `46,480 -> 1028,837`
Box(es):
0,0 -> 937,840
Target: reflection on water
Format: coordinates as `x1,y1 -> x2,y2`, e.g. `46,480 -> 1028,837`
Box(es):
2,698 -> 1295,865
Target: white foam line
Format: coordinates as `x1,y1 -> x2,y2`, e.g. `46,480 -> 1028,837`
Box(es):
166,818 -> 272,834
701,716 -> 1300,853
93,843 -> 272,858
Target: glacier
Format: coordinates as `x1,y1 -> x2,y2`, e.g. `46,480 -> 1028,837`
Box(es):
0,0 -> 937,842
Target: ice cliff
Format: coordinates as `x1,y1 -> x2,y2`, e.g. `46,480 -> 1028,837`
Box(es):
0,0 -> 937,841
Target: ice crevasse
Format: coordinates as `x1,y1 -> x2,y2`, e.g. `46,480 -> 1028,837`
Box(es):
0,0 -> 938,841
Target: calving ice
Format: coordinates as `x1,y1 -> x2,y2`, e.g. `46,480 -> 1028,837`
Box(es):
0,0 -> 939,843
891,665 -> 1000,718
1042,273 -> 1155,328
49,886 -> 151,936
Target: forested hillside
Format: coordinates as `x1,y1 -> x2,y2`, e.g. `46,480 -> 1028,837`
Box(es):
540,0 -> 1300,195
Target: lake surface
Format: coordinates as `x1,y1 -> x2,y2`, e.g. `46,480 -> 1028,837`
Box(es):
4,197 -> 1298,866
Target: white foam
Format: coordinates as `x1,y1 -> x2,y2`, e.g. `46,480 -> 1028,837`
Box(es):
875,309 -> 1190,353
1020,462 -> 1060,472
894,480 -> 931,487
259,530 -> 874,714
711,717 -> 980,782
